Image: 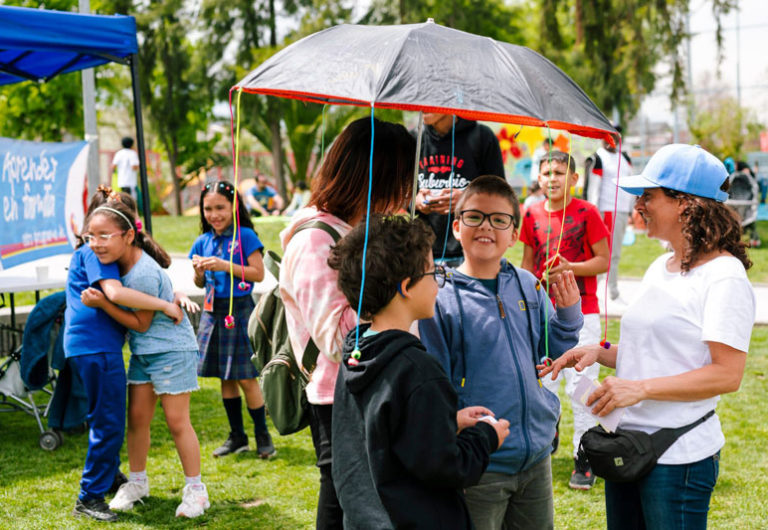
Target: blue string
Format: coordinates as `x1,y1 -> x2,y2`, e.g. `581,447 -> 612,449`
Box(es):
439,115 -> 457,262
353,104 -> 375,351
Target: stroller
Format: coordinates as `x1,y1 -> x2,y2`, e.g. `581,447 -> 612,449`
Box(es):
726,168 -> 761,247
0,291 -> 87,450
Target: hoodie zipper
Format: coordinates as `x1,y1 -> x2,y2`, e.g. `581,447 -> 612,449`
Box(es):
496,290 -> 532,469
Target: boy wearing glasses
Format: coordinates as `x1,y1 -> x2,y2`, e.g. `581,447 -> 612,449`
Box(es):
419,175 -> 582,530
328,214 -> 510,529
520,151 -> 609,490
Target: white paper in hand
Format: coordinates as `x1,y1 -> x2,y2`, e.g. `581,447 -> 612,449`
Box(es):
573,377 -> 624,433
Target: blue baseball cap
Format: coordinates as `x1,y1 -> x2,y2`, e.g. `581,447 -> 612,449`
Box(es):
615,144 -> 729,202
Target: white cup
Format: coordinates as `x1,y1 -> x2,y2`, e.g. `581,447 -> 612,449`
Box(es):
36,265 -> 49,282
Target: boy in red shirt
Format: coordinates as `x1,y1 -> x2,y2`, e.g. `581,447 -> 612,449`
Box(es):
520,150 -> 610,490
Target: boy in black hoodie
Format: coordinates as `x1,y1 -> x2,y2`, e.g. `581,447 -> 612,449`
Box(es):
328,215 -> 510,530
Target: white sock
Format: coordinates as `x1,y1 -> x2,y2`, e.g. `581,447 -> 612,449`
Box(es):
129,470 -> 147,484
185,475 -> 203,489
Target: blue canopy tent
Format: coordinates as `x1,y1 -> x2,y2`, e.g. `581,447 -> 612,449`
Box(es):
0,5 -> 153,232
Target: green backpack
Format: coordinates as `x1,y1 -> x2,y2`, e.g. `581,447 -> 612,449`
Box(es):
249,220 -> 341,435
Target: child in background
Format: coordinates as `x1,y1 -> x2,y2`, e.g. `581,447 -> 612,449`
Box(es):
419,175 -> 582,530
81,198 -> 209,518
189,181 -> 275,458
65,190 -> 184,522
520,151 -> 609,490
328,215 -> 509,529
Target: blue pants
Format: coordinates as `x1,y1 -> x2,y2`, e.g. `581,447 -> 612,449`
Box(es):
605,452 -> 720,530
70,352 -> 126,501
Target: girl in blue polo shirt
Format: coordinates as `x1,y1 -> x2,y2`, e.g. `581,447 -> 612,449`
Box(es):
66,190 -> 185,522
188,181 -> 274,459
79,198 -> 210,519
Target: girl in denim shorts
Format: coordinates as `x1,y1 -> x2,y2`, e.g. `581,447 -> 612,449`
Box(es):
79,198 -> 209,519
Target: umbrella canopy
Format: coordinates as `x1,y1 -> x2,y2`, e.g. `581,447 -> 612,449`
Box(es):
236,21 -> 615,140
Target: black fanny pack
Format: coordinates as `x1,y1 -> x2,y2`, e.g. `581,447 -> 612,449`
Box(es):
580,410 -> 715,483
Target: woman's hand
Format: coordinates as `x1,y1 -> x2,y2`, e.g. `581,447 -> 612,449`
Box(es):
81,287 -> 106,308
456,406 -> 494,432
538,343 -> 601,380
550,270 -> 580,308
585,376 -> 646,416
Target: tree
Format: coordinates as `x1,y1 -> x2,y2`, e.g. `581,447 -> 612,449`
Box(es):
0,0 -> 88,141
534,0 -> 736,123
688,93 -> 764,159
133,0 -> 218,215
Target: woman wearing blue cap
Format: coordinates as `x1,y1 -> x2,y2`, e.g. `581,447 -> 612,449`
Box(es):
541,144 -> 756,529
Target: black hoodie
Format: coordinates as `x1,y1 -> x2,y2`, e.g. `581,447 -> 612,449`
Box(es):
332,325 -> 498,529
416,118 -> 505,259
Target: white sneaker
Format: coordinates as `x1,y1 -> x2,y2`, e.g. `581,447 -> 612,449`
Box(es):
109,480 -> 149,511
175,483 -> 210,518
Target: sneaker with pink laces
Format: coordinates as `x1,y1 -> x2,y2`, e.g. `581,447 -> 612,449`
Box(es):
175,483 -> 210,518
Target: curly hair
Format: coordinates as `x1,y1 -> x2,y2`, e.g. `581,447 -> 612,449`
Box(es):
327,215 -> 435,320
663,180 -> 752,272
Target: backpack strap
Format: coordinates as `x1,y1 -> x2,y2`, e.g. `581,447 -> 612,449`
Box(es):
289,219 -> 343,374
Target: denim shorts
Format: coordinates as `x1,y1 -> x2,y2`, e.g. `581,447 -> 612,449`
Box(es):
127,350 -> 199,394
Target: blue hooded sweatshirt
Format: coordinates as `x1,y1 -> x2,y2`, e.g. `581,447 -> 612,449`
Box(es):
419,260 -> 583,475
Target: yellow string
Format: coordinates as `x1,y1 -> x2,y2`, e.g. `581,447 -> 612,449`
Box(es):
228,88 -> 243,318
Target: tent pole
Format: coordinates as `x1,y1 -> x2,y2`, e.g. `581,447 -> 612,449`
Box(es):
130,53 -> 152,235
409,111 -> 424,219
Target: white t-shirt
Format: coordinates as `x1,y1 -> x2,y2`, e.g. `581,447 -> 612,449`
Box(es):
112,148 -> 139,188
617,253 -> 755,464
590,147 -> 635,213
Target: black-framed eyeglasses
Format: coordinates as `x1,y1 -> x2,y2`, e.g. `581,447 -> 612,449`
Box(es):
204,181 -> 234,196
413,265 -> 447,288
459,209 -> 516,230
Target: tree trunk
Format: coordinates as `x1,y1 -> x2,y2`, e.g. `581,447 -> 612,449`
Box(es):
164,137 -> 183,216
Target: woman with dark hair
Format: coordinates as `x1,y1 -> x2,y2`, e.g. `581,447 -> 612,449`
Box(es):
279,117 -> 415,529
542,144 -> 756,529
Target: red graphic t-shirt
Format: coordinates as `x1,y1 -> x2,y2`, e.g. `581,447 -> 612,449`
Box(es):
519,198 -> 609,314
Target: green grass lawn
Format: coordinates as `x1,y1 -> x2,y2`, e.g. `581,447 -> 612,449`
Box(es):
1,324 -> 767,528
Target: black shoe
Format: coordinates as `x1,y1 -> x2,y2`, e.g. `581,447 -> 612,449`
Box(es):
107,471 -> 128,496
551,415 -> 561,454
569,450 -> 596,490
255,430 -> 276,459
72,498 -> 118,522
212,432 -> 249,458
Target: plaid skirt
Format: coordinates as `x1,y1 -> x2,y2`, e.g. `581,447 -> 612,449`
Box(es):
197,296 -> 258,380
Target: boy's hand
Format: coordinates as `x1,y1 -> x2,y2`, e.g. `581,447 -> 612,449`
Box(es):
546,254 -> 570,284
428,189 -> 464,215
457,406 -> 494,431
163,302 -> 184,324
550,270 -> 580,308
173,291 -> 200,314
479,417 -> 510,449
81,287 -> 106,308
